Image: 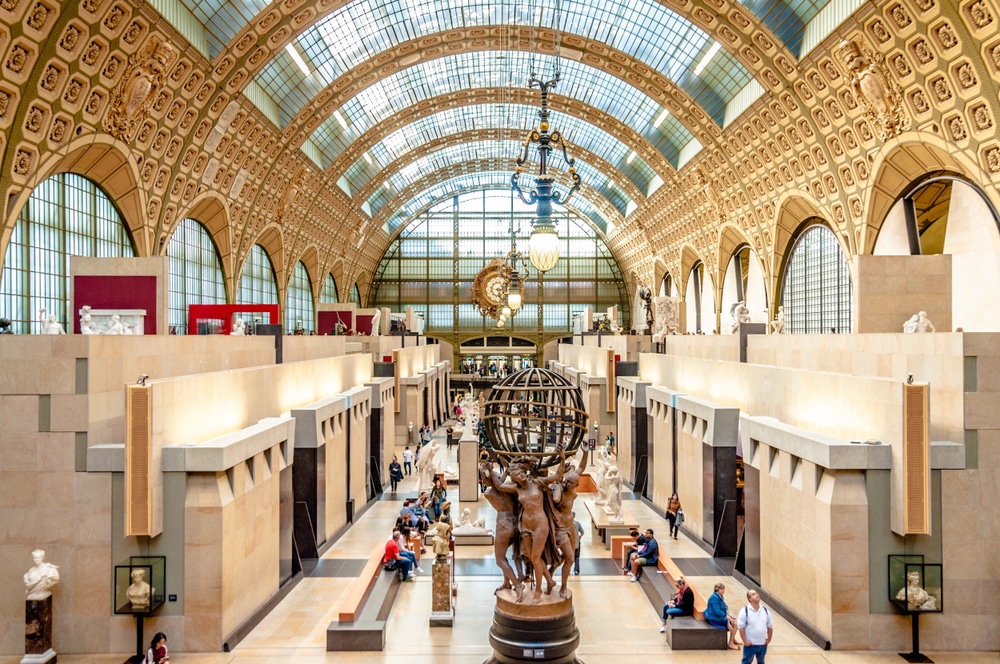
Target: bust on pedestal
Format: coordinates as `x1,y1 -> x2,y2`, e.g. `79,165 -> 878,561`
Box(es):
23,550 -> 59,664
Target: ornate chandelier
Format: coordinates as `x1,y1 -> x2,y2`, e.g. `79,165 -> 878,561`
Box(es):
511,72 -> 581,273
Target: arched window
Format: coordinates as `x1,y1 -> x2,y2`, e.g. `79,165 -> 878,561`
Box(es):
659,273 -> 673,297
285,262 -> 314,333
321,273 -> 339,303
0,173 -> 135,333
350,283 -> 362,307
780,224 -> 852,334
166,218 -> 226,334
721,245 -> 767,333
237,244 -> 279,307
684,262 -> 704,333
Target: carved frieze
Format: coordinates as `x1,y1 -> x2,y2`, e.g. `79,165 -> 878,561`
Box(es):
103,36 -> 174,142
839,39 -> 909,141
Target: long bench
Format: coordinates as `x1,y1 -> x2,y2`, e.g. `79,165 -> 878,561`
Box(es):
611,539 -> 727,651
326,544 -> 402,651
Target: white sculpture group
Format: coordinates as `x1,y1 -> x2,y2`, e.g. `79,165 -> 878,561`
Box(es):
902,311 -> 935,334
77,306 -> 146,335
730,301 -> 751,334
593,447 -> 624,523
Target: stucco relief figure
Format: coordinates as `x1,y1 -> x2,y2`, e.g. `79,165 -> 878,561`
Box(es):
104,39 -> 175,142
231,318 -> 246,336
370,309 -> 381,336
80,306 -> 94,335
38,308 -> 65,334
896,571 -> 937,611
24,550 -> 60,600
839,39 -> 908,141
126,568 -> 153,609
730,301 -> 751,334
770,306 -> 786,334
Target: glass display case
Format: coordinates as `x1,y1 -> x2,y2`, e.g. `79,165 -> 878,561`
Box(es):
114,556 -> 165,615
889,554 -> 942,613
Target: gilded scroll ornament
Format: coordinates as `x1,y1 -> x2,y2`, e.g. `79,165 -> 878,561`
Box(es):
839,40 -> 909,141
103,37 -> 173,142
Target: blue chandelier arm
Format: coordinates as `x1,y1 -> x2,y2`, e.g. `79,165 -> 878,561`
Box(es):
510,172 -> 538,206
551,131 -> 578,169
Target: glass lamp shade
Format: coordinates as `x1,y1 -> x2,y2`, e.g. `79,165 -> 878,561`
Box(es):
529,227 -> 560,272
496,319 -> 504,328
507,291 -> 522,310
501,306 -> 512,317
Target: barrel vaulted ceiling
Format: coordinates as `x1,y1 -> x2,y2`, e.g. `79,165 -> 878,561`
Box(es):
2,0 -> 999,307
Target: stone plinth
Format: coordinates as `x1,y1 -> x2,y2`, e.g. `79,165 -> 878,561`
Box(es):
430,557 -> 453,627
488,589 -> 581,663
23,597 -> 56,664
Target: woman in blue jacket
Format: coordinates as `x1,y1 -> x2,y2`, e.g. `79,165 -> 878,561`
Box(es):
704,582 -> 741,649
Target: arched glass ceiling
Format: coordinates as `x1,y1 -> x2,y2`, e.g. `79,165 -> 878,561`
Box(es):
298,53 -> 690,173
252,0 -> 750,127
382,172 -> 611,236
737,0 -> 832,58
343,105 -> 657,198
364,139 -> 631,218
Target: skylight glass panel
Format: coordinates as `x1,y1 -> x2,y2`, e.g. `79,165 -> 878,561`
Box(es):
737,0 -> 832,58
250,0 -> 750,129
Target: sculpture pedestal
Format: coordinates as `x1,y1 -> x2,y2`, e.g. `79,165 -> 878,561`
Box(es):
429,557 -> 453,627
22,597 -> 56,664
459,437 -> 479,502
486,589 -> 581,664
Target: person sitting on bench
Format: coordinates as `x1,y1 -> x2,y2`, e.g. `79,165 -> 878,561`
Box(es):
704,582 -> 741,649
622,529 -> 647,574
384,530 -> 413,582
660,576 -> 694,632
628,528 -> 659,581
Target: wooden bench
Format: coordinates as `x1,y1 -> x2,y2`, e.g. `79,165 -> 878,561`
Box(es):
631,550 -> 728,651
326,544 -> 402,651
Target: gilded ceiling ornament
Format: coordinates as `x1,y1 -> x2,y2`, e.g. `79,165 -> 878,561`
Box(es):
103,37 -> 174,142
839,40 -> 909,141
695,167 -> 725,224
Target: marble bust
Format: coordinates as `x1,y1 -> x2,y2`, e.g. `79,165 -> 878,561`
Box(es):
24,550 -> 60,600
126,568 -> 154,609
895,571 -> 937,611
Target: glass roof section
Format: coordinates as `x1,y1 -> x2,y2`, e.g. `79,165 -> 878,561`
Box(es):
252,0 -> 749,127
286,52 -> 692,173
177,0 -> 269,58
737,0 -> 832,58
362,139 -> 630,218
342,104 -> 658,198
382,172 -> 612,236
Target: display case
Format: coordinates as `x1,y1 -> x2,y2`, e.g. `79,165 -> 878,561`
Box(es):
114,556 -> 165,615
889,554 -> 942,613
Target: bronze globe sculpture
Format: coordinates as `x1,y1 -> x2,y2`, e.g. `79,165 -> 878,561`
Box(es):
479,368 -> 588,664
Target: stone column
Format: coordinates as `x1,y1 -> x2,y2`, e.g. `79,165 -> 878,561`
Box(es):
22,597 -> 56,664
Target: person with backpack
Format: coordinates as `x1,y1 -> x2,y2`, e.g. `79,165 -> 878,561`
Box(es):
737,589 -> 773,663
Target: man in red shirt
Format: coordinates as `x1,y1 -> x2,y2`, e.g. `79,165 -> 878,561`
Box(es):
383,531 -> 413,581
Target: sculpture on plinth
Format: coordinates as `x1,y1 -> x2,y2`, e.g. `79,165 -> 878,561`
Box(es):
231,318 -> 246,336
454,508 -> 487,533
80,306 -> 94,335
416,439 -> 441,494
652,296 -> 679,343
730,301 -> 751,334
479,368 -> 587,663
24,550 -> 59,600
370,308 -> 381,336
604,465 -> 624,523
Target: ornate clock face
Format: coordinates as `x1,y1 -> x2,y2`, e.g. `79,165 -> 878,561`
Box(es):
472,257 -> 522,320
485,274 -> 507,306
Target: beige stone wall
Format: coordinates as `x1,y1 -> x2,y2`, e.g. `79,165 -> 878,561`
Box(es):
70,256 -> 170,335
557,344 -> 612,378
746,333 -> 965,441
615,389 -> 634,484
660,335 -> 740,362
325,411 -> 349,542
648,397 -> 675,510
282,336 -> 350,363
674,412 -> 705,541
854,255 -> 952,334
183,446 -> 283,650
349,400 -> 368,511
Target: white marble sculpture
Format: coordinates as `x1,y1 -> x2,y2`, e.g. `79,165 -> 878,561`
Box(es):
38,308 -> 65,335
902,314 -> 918,333
594,447 -> 610,505
416,439 -> 441,493
231,318 -> 246,336
370,308 -> 381,336
632,285 -> 654,333
24,549 -> 60,600
80,306 -> 94,335
652,296 -> 679,342
770,306 -> 786,334
126,568 -> 153,609
730,301 -> 751,334
603,465 -> 624,523
462,392 -> 478,440
453,508 -> 489,535
895,571 -> 937,611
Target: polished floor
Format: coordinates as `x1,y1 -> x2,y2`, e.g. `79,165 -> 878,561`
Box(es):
6,424 -> 996,663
